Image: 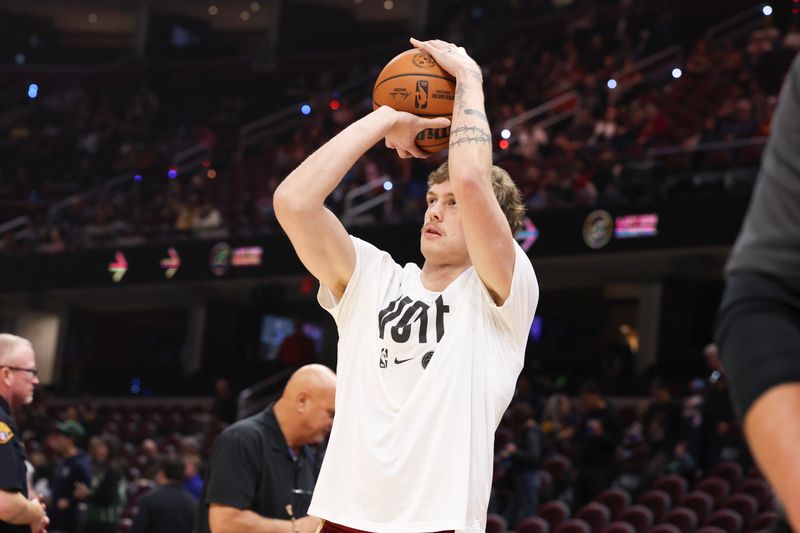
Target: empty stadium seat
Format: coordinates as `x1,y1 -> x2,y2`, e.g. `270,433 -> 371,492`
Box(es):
488,513 -> 508,533
556,518 -> 592,533
723,494 -> 758,526
663,507 -> 699,533
576,502 -> 611,533
638,490 -> 672,523
705,509 -> 743,533
710,463 -> 743,487
620,505 -> 655,533
654,475 -> 689,505
601,522 -> 636,533
539,501 -> 572,530
735,479 -> 772,508
516,516 -> 551,533
695,478 -> 731,508
596,488 -> 631,520
678,492 -> 715,524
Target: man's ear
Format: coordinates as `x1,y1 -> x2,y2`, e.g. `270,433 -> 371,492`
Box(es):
297,390 -> 309,413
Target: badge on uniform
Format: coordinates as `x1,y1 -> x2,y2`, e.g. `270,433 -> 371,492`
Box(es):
0,422 -> 14,444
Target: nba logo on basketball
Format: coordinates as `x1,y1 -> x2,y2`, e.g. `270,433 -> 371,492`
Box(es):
415,80 -> 429,109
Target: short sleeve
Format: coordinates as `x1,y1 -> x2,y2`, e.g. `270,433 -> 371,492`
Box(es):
481,243 -> 539,345
0,425 -> 24,492
317,236 -> 400,326
205,428 -> 261,509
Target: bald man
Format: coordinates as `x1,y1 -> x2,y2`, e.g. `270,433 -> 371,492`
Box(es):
196,364 -> 336,533
0,334 -> 48,533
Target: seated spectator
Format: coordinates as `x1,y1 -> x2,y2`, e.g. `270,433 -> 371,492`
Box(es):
48,420 -> 92,533
501,402 -> 543,526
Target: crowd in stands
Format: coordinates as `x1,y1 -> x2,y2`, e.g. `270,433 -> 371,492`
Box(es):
0,2 -> 795,255
12,348 -> 771,533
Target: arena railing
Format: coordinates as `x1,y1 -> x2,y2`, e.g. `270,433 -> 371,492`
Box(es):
171,143 -> 213,178
0,215 -> 34,249
47,171 -> 135,224
235,70 -> 375,161
646,137 -> 768,159
706,4 -> 771,48
501,91 -> 582,152
342,176 -> 394,226
608,45 -> 682,105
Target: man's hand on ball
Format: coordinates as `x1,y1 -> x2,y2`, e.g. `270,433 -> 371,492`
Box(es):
381,107 -> 450,159
409,38 -> 482,82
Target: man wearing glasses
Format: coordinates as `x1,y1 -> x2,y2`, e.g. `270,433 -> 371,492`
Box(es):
0,333 -> 48,533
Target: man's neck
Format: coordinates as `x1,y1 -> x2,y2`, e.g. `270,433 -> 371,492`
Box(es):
420,262 -> 470,292
272,399 -> 300,453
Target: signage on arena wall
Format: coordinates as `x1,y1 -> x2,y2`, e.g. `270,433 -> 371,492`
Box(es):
0,196 -> 751,292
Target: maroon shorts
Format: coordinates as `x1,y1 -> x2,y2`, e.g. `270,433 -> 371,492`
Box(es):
319,521 -> 454,533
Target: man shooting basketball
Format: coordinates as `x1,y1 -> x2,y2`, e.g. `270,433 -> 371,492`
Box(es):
274,38 -> 539,533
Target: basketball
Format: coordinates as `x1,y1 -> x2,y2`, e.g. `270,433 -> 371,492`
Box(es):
373,49 -> 456,153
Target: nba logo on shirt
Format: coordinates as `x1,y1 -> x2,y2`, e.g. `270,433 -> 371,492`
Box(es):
379,348 -> 388,369
415,80 -> 429,109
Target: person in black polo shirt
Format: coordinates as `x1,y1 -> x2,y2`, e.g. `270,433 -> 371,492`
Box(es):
132,455 -> 197,533
196,364 -> 336,533
0,334 -> 48,533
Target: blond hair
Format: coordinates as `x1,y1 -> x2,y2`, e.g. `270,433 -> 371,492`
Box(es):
427,163 -> 525,234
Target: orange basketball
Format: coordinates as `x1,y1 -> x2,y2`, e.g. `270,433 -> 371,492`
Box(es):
373,49 -> 456,153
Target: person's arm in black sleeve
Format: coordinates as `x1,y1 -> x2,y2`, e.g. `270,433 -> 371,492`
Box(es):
130,498 -> 150,533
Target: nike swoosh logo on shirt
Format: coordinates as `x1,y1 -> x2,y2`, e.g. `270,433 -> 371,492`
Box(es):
394,357 -> 414,364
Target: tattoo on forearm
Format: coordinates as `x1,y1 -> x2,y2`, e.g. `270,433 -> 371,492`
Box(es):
465,66 -> 483,84
454,83 -> 468,114
464,108 -> 489,124
449,125 -> 492,147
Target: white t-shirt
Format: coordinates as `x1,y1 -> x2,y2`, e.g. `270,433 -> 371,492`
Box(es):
309,237 -> 539,533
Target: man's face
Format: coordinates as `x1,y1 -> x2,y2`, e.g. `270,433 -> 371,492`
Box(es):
2,343 -> 39,408
302,386 -> 336,445
420,180 -> 469,266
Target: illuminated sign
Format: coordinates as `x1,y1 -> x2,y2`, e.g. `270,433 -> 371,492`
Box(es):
515,218 -> 539,251
232,246 -> 263,267
583,210 -> 614,250
210,242 -> 232,277
108,251 -> 128,283
615,214 -> 659,239
160,247 -> 181,279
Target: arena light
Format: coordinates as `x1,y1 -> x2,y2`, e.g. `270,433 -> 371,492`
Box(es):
208,4 -> 218,15
384,0 -> 394,9
207,169 -> 217,179
133,174 -> 143,182
301,104 -> 312,115
88,13 -> 98,24
500,129 -> 511,139
27,83 -> 38,99
762,5 -> 773,15
167,168 -> 178,179
672,68 -> 682,79
330,99 -> 340,110
14,53 -> 25,65
607,79 -> 618,90
383,180 -> 393,191
499,139 -> 509,150
240,10 -> 250,21
250,2 -> 261,12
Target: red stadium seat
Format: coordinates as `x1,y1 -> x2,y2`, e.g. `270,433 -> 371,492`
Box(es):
576,502 -> 611,533
662,507 -> 699,533
487,513 -> 508,533
638,490 -> 672,523
596,488 -> 631,520
705,509 -> 743,533
649,525 -> 681,533
695,478 -> 731,508
516,516 -> 551,533
678,492 -> 714,524
723,494 -> 758,526
556,519 -> 592,533
710,463 -> 743,488
748,511 -> 778,532
543,455 -> 574,484
735,479 -> 772,508
538,501 -> 571,530
620,505 -> 655,533
654,475 -> 689,506
601,522 -> 636,533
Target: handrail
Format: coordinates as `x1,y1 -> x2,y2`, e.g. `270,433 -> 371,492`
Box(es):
0,215 -> 34,246
608,46 -> 682,104
342,178 -> 393,225
503,91 -> 580,130
171,143 -> 212,177
235,70 -> 375,160
646,137 -> 767,158
237,367 -> 295,420
48,172 -> 134,221
706,4 -> 768,46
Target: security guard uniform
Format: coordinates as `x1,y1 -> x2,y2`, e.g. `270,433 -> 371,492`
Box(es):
0,396 -> 28,533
